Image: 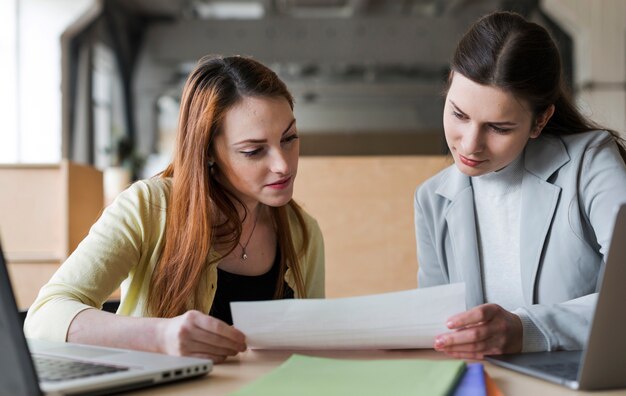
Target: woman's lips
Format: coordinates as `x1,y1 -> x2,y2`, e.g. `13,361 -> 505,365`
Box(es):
459,154 -> 486,167
266,177 -> 292,190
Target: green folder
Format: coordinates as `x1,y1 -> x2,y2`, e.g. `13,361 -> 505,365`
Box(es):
231,354 -> 466,396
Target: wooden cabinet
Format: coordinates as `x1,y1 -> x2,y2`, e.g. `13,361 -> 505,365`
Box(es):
0,161 -> 104,309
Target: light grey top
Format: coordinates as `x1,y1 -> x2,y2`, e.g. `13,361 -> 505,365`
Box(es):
471,154 -> 547,351
414,130 -> 626,351
472,153 -> 524,311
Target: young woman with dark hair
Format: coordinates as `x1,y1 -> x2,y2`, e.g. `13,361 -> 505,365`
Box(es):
414,11 -> 626,359
25,55 -> 325,363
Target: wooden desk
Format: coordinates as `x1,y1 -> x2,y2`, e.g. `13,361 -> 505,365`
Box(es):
130,349 -> 626,395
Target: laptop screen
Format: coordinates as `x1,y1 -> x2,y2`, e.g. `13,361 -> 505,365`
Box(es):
0,242 -> 42,395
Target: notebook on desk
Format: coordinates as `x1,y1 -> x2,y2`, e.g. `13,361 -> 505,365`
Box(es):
0,240 -> 213,395
486,203 -> 626,390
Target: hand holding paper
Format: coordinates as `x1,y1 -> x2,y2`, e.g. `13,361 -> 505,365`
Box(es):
231,283 -> 466,349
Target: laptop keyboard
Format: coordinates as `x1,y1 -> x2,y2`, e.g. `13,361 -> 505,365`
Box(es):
34,355 -> 129,382
530,362 -> 579,381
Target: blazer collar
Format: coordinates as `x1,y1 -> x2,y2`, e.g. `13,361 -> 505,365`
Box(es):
524,134 -> 570,180
435,166 -> 482,307
432,134 -> 570,307
435,164 -> 471,201
519,134 -> 570,303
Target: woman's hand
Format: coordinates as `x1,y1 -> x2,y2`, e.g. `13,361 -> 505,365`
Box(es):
433,303 -> 523,360
157,310 -> 247,363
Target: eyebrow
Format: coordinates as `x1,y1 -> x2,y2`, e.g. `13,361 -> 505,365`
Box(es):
449,100 -> 518,126
233,118 -> 297,146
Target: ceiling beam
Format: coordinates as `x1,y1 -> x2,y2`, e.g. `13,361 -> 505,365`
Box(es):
145,16 -> 474,67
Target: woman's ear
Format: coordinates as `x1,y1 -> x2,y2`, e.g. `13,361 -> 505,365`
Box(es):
207,145 -> 216,168
531,104 -> 555,138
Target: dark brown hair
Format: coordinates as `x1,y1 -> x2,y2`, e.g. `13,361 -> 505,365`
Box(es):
450,11 -> 626,159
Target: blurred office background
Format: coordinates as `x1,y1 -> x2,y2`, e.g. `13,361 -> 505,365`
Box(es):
1,0 -> 625,306
2,0 -> 625,174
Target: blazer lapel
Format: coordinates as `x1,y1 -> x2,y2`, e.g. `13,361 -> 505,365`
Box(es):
437,168 -> 485,308
520,135 -> 570,304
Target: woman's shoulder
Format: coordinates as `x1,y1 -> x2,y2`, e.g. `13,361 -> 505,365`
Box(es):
130,176 -> 172,194
120,177 -> 172,204
527,130 -> 619,164
543,130 -> 623,166
527,130 -> 625,181
558,129 -> 615,148
107,177 -> 172,220
286,202 -> 320,232
284,203 -> 323,252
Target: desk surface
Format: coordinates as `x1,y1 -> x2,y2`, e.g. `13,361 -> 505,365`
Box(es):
130,349 -> 626,395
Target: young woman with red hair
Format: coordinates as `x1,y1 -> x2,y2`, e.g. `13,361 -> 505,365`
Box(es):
25,55 -> 325,363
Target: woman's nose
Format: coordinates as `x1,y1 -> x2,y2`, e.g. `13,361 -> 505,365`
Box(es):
460,125 -> 484,155
270,151 -> 289,174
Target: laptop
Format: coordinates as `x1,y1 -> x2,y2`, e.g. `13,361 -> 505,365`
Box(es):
0,241 -> 213,395
486,203 -> 626,390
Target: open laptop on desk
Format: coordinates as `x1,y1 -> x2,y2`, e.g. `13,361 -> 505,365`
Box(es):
0,241 -> 212,395
486,203 -> 626,390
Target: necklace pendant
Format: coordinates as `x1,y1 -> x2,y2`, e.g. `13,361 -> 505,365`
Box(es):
242,252 -> 248,260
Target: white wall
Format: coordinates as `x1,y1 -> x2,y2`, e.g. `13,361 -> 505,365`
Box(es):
0,0 -> 19,163
0,0 -> 95,164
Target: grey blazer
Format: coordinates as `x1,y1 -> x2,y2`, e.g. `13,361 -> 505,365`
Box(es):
414,130 -> 626,350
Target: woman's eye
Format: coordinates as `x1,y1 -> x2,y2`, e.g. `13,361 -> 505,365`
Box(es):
282,134 -> 299,144
452,111 -> 466,120
241,148 -> 262,157
490,125 -> 512,134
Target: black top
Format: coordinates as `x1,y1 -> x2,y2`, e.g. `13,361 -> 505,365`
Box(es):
209,247 -> 294,325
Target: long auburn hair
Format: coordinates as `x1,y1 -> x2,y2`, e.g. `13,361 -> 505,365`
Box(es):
449,11 -> 626,161
148,55 -> 308,318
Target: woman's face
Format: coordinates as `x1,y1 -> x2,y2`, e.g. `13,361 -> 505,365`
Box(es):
212,96 -> 299,210
443,72 -> 546,177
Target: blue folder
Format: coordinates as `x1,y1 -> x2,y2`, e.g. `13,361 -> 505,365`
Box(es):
453,363 -> 487,396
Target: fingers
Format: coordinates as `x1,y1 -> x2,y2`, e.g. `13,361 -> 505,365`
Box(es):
179,335 -> 242,357
436,334 -> 503,355
163,311 -> 248,362
434,323 -> 504,355
436,323 -> 490,348
190,313 -> 247,352
186,312 -> 247,354
445,304 -> 501,330
433,304 -> 523,358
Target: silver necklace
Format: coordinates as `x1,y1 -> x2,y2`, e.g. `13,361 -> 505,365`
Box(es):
238,212 -> 259,260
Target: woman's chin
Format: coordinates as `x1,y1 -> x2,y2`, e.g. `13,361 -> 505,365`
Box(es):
260,193 -> 293,208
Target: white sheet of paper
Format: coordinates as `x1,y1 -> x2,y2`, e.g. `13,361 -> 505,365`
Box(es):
230,283 -> 466,349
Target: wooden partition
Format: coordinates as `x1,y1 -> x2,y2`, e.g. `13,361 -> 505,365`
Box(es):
0,161 -> 104,309
294,156 -> 450,298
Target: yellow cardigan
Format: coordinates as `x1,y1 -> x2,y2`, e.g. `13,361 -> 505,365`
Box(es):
24,177 -> 325,342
